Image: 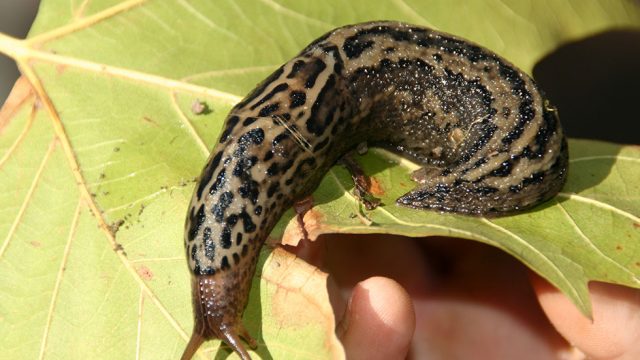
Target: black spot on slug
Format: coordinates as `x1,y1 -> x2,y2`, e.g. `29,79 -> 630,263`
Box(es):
220,115 -> 240,143
267,182 -> 280,198
287,60 -> 306,79
306,74 -> 336,135
239,209 -> 256,233
233,156 -> 258,177
250,83 -> 289,111
343,37 -> 375,58
220,224 -> 232,249
235,128 -> 266,157
211,191 -> 234,222
289,91 -> 306,108
258,103 -> 280,117
188,204 -> 205,240
238,179 -> 260,205
208,169 -> 227,195
196,151 -> 222,200
266,162 -> 280,177
203,227 -> 215,261
225,215 -> 238,230
490,160 -> 513,177
242,244 -> 249,257
242,117 -> 257,126
305,59 -> 327,89
220,255 -> 230,270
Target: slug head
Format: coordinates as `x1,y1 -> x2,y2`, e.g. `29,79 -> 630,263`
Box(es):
181,274 -> 257,360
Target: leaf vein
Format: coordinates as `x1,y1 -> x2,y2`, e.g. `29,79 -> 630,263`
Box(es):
569,155 -> 640,163
139,5 -> 176,34
0,138 -> 57,259
256,0 -> 335,28
103,186 -> 172,214
28,0 -> 148,45
481,218 -> 585,307
558,192 -> 640,222
37,199 -> 83,360
169,92 -> 210,157
18,60 -> 192,345
181,65 -> 279,82
0,102 -> 36,171
87,163 -> 165,187
0,35 -> 242,105
555,201 -> 640,285
176,0 -> 244,43
136,289 -> 145,360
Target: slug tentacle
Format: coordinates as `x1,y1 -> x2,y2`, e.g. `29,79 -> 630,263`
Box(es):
183,21 -> 568,359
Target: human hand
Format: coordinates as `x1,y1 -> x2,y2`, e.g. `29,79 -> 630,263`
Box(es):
289,234 -> 640,359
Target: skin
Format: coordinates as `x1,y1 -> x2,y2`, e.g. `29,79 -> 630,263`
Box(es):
289,234 -> 640,360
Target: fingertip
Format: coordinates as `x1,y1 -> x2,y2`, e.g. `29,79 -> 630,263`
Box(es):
532,275 -> 640,359
339,277 -> 415,360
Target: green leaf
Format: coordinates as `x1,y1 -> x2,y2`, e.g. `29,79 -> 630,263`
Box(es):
1,1 -> 639,359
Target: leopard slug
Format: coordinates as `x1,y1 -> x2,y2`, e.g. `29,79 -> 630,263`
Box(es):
181,21 -> 568,359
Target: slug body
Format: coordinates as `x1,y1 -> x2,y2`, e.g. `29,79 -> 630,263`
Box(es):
182,21 -> 567,359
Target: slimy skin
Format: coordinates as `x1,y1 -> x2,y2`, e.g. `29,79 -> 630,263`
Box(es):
181,21 -> 568,359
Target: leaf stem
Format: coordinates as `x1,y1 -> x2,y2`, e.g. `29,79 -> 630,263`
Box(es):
0,32 -> 25,60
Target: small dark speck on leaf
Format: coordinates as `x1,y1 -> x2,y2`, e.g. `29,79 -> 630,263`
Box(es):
138,204 -> 145,216
114,243 -> 127,257
108,219 -> 125,235
191,99 -> 212,115
616,245 -> 623,251
142,116 -> 158,126
99,173 -> 106,179
633,223 -> 640,228
113,147 -> 120,152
